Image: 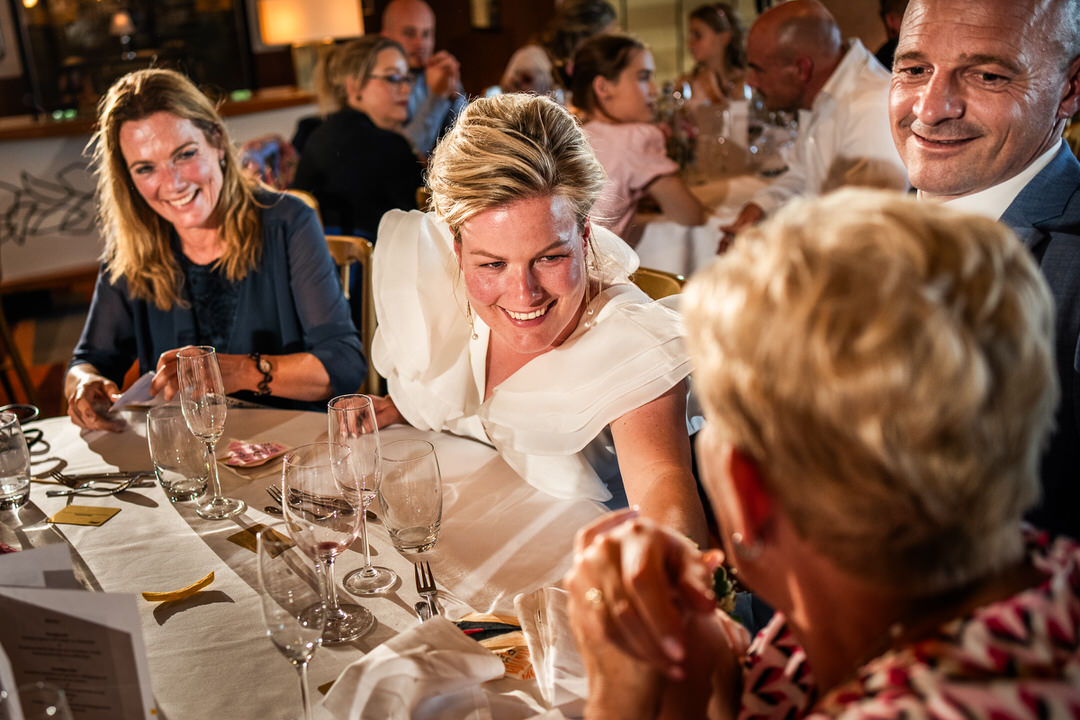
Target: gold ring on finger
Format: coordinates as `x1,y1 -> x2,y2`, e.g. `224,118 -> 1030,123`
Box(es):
585,587 -> 604,607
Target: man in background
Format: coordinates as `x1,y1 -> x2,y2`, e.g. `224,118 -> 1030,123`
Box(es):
874,0 -> 909,69
381,0 -> 467,156
723,0 -> 906,238
890,0 -> 1080,539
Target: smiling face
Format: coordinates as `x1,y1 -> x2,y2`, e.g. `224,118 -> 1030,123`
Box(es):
889,0 -> 1079,199
456,195 -> 588,357
596,48 -> 658,123
119,111 -> 224,237
349,47 -> 412,130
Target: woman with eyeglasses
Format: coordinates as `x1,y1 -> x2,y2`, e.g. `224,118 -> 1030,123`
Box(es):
293,36 -> 424,239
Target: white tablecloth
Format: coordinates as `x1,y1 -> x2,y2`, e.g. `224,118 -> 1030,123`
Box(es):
634,174 -> 768,278
2,408 -> 606,719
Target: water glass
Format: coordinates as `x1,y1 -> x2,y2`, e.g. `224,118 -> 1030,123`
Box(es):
257,522 -> 325,720
378,440 -> 442,553
146,405 -> 210,502
0,412 -> 31,510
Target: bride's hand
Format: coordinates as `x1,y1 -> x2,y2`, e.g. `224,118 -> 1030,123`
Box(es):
369,395 -> 406,429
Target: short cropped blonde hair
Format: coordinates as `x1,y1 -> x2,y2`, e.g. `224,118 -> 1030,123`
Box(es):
683,189 -> 1056,594
426,94 -> 606,233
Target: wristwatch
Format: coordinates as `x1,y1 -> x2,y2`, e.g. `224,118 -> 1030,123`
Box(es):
249,353 -> 273,396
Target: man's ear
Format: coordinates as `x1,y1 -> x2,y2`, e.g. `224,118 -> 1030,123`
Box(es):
793,55 -> 814,84
1058,55 -> 1080,120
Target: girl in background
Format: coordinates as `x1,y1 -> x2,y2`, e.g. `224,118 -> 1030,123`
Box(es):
573,34 -> 705,241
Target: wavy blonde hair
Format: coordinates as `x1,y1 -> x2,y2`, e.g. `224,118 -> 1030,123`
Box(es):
87,68 -> 263,310
684,189 -> 1057,594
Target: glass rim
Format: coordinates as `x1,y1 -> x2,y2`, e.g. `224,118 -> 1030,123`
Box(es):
381,438 -> 435,462
327,393 -> 374,410
0,411 -> 19,428
176,345 -> 217,358
282,441 -> 350,468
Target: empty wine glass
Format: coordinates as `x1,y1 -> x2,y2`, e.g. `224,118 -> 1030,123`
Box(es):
176,346 -> 245,519
282,442 -> 374,644
328,394 -> 397,595
257,522 -> 325,720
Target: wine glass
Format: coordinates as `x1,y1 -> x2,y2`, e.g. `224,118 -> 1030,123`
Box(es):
282,442 -> 374,644
176,346 -> 245,519
328,394 -> 397,595
257,522 -> 325,720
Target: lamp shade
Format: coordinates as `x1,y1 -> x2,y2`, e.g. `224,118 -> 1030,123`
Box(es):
257,0 -> 364,46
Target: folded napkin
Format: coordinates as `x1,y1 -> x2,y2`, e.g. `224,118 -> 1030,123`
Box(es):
322,616 -> 507,720
514,587 -> 588,716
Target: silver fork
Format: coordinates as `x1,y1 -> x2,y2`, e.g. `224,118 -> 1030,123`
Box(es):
45,476 -> 140,497
414,560 -> 439,617
266,485 -> 332,520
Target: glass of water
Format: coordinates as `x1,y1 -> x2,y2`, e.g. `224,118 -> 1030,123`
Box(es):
146,404 -> 210,502
378,440 -> 442,553
0,411 -> 31,510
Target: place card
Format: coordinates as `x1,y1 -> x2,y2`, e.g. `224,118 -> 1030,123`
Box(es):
0,586 -> 156,718
226,523 -> 291,555
48,505 -> 121,527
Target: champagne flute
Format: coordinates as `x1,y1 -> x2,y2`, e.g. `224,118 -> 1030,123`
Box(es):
176,346 -> 245,519
328,394 -> 397,595
257,522 -> 325,720
282,442 -> 374,644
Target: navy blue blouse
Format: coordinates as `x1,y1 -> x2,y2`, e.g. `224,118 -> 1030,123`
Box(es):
70,192 -> 367,408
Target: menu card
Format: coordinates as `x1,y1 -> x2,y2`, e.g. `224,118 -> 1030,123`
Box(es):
0,547 -> 156,719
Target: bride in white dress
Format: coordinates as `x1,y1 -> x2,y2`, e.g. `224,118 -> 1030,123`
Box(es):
370,94 -> 707,545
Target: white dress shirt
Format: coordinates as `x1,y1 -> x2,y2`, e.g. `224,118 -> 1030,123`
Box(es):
751,39 -> 906,215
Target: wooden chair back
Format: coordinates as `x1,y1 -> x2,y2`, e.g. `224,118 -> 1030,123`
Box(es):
324,235 -> 380,395
631,266 -> 686,300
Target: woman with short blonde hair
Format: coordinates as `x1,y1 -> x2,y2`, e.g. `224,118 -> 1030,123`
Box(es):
371,94 -> 708,545
565,189 -> 1078,718
67,68 -> 365,430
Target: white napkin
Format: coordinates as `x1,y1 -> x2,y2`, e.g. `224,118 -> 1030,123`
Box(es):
322,616 -> 506,720
514,587 -> 588,717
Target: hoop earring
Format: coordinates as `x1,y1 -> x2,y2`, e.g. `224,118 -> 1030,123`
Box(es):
731,531 -> 763,560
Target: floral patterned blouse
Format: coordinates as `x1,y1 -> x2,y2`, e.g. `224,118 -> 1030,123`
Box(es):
739,531 -> 1080,718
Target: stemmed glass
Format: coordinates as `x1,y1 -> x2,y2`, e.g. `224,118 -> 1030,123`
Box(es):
176,346 -> 245,519
257,522 -> 325,720
282,442 -> 374,644
328,394 -> 397,595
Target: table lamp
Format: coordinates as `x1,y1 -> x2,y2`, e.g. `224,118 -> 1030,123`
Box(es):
257,0 -> 364,91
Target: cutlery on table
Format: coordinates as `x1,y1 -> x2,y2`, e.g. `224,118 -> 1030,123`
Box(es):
414,601 -> 431,622
45,476 -> 155,497
266,485 -> 377,521
414,560 -> 439,617
38,469 -> 153,488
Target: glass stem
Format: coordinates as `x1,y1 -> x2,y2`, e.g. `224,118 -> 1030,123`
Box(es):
205,442 -> 222,501
323,557 -> 341,614
360,510 -> 374,573
298,661 -> 314,720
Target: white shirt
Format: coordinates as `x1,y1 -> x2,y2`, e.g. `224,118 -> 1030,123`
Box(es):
929,143 -> 1060,220
751,39 -> 906,215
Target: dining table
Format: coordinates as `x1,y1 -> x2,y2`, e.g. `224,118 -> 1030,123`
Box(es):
0,404 -> 607,719
632,173 -> 770,279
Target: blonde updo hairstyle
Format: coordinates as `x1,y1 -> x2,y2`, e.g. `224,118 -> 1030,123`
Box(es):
89,68 -> 261,310
683,189 -> 1056,595
427,94 -> 627,284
